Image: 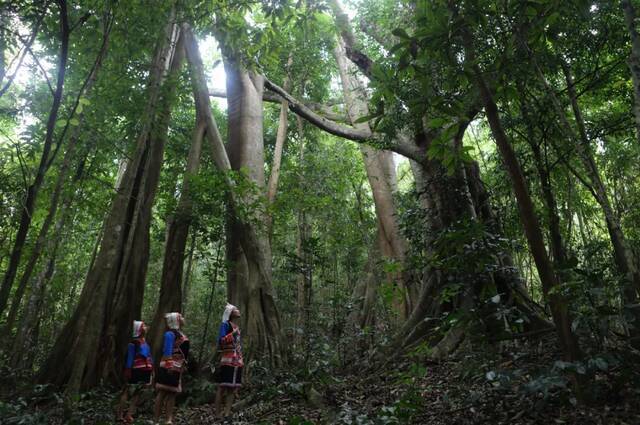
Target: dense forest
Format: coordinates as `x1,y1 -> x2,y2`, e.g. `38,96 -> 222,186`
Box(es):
1,0 -> 640,423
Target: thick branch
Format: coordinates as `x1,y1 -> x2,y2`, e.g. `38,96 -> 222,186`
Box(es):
209,87 -> 347,122
264,77 -> 370,140
264,77 -> 421,160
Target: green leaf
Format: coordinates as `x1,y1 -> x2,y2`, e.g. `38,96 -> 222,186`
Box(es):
69,118 -> 80,126
55,119 -> 67,127
427,117 -> 447,128
78,97 -> 90,105
354,112 -> 381,124
392,28 -> 410,39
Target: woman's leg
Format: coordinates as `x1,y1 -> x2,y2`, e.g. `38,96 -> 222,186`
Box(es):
127,391 -> 140,416
165,393 -> 176,423
215,386 -> 225,418
153,390 -> 166,421
224,388 -> 234,416
117,387 -> 129,419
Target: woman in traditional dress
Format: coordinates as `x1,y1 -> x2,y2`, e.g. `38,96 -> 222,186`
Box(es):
117,320 -> 153,423
154,312 -> 189,425
215,303 -> 243,419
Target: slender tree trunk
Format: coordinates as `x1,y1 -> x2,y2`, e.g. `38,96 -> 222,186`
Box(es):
10,208 -> 65,369
183,23 -> 282,365
38,17 -> 182,392
0,10 -> 6,84
528,133 -> 568,271
182,230 -> 197,315
293,117 -> 312,342
198,242 -> 222,365
516,87 -> 570,273
622,0 -> 640,145
149,113 -> 205,355
558,61 -> 640,301
333,38 -> 412,321
4,17 -> 112,332
266,54 -> 293,209
0,0 -> 69,316
468,56 -> 581,361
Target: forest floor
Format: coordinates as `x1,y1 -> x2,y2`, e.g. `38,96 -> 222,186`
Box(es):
2,335 -> 640,424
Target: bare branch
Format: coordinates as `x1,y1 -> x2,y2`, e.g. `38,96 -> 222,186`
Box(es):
0,2 -> 49,97
210,87 -> 348,122
265,77 -> 421,160
265,77 -> 370,141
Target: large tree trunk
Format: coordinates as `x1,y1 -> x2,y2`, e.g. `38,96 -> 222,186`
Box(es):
468,55 -> 581,362
224,59 -> 283,363
0,0 -> 69,316
183,24 -> 282,365
4,17 -> 112,334
622,0 -> 640,145
333,39 -> 412,322
398,135 -> 479,347
148,111 -> 205,355
38,17 -> 182,392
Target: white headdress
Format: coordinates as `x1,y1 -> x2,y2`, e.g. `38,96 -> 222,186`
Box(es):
132,320 -> 144,338
165,312 -> 182,330
222,303 -> 237,322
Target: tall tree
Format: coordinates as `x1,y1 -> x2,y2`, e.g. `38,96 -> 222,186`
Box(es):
0,0 -> 69,316
333,38 -> 412,323
38,13 -> 183,392
183,23 -> 283,364
4,9 -> 113,335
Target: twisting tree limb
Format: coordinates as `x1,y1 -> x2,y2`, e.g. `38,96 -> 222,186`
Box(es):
264,78 -> 421,160
209,87 -> 348,122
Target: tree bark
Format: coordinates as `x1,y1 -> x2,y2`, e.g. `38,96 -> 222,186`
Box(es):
38,17 -> 182,392
183,23 -> 283,364
622,0 -> 640,145
182,230 -> 197,315
397,132 -> 480,348
521,97 -> 569,273
224,58 -> 282,363
0,0 -> 69,316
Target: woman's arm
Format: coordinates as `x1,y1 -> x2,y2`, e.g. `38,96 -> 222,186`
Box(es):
125,343 -> 135,369
218,322 -> 234,345
162,331 -> 175,357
